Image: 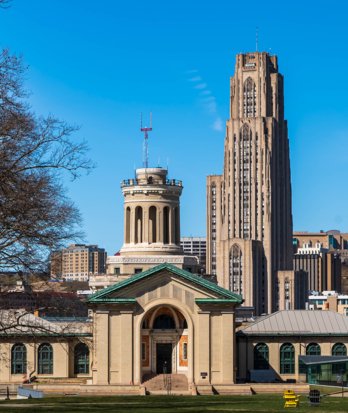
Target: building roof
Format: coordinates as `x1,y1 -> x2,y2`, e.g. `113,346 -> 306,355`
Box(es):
299,356 -> 348,365
240,310 -> 348,336
0,310 -> 92,336
88,263 -> 243,304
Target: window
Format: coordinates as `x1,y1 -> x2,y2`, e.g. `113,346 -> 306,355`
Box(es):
332,343 -> 347,356
134,268 -> 142,274
153,314 -> 175,329
38,343 -> 53,374
11,343 -> 27,374
114,267 -> 120,275
332,343 -> 347,375
141,342 -> 146,361
74,343 -> 89,374
183,342 -> 188,360
229,244 -> 243,295
243,77 -> 256,118
254,343 -> 269,370
280,343 -> 295,374
306,343 -> 321,356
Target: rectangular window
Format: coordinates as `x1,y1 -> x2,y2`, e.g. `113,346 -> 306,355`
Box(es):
183,342 -> 188,360
114,267 -> 120,275
141,342 -> 146,361
134,268 -> 143,274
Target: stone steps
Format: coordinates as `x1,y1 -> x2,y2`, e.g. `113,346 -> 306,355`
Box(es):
143,373 -> 188,393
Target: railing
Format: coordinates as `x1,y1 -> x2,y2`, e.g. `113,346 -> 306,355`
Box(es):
162,363 -> 172,395
121,179 -> 182,188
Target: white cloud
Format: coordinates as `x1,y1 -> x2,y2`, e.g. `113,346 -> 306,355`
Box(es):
213,117 -> 223,131
194,83 -> 207,89
188,76 -> 202,82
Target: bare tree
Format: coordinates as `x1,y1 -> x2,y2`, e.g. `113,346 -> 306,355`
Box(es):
0,49 -> 93,273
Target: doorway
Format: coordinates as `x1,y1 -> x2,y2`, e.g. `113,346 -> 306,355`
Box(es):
156,343 -> 172,374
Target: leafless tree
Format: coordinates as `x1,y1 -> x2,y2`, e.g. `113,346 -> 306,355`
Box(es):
0,49 -> 93,273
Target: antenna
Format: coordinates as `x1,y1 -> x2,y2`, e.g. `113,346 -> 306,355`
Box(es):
256,26 -> 259,52
140,112 -> 153,168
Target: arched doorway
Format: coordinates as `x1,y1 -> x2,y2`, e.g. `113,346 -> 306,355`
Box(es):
140,305 -> 189,381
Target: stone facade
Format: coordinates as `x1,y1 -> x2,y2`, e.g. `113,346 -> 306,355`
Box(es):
207,52 -> 294,315
88,263 -> 242,388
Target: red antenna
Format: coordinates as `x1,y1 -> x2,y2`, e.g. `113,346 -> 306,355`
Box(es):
140,112 -> 152,168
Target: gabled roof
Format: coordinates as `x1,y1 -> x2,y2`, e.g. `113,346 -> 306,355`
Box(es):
88,263 -> 242,304
240,310 -> 348,336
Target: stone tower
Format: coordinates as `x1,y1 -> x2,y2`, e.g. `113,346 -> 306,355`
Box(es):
106,167 -> 199,278
120,167 -> 182,255
207,52 -> 294,314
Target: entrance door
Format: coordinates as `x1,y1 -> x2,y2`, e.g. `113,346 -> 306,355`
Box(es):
156,343 -> 172,374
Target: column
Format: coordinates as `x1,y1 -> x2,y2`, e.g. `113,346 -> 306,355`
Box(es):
169,207 -> 174,244
196,311 -> 210,384
130,207 -> 135,244
221,311 -> 234,383
143,207 -> 149,243
120,311 -> 133,384
157,208 -> 161,243
95,311 -> 109,385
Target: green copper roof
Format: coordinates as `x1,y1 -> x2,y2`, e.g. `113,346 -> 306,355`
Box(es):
195,298 -> 241,304
88,263 -> 242,304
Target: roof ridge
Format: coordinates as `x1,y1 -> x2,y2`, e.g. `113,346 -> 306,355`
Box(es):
88,263 -> 243,303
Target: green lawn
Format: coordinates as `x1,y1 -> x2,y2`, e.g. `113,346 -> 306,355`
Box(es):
0,394 -> 347,413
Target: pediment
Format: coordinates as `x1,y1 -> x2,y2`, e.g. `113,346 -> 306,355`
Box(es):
88,263 -> 242,306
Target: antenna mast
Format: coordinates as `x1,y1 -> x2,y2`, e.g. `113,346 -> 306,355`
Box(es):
140,113 -> 152,168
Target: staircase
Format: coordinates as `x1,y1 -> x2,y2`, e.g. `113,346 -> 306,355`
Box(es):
142,373 -> 189,395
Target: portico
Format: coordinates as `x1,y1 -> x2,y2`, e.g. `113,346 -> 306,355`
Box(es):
88,263 -> 242,389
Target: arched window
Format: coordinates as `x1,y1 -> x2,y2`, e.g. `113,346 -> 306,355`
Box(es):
163,207 -> 169,244
332,343 -> 347,375
135,206 -> 143,243
38,343 -> 53,374
229,244 -> 243,295
11,343 -> 26,374
153,314 -> 175,329
243,77 -> 256,118
332,343 -> 347,356
306,343 -> 321,356
240,124 -> 251,239
280,343 -> 295,374
149,206 -> 157,243
254,343 -> 269,370
74,343 -> 89,374
125,207 -> 131,244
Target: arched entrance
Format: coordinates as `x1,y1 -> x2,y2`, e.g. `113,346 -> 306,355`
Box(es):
140,305 -> 189,381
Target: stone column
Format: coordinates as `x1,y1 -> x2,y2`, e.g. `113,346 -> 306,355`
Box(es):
221,311 -> 234,383
123,206 -> 127,244
169,207 -> 174,244
143,207 -> 149,243
196,311 -> 210,384
95,311 -> 109,385
130,207 -> 135,244
157,208 -> 162,243
120,311 -> 133,384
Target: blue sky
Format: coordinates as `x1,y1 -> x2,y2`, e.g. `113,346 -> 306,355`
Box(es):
1,0 -> 347,255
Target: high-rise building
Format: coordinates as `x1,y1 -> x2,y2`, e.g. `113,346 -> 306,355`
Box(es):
180,237 -> 206,270
207,52 -> 294,314
51,244 -> 107,281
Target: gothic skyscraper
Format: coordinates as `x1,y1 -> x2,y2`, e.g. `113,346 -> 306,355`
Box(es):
207,52 -> 294,314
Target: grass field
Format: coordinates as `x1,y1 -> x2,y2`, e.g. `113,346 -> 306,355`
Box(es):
0,394 -> 347,413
